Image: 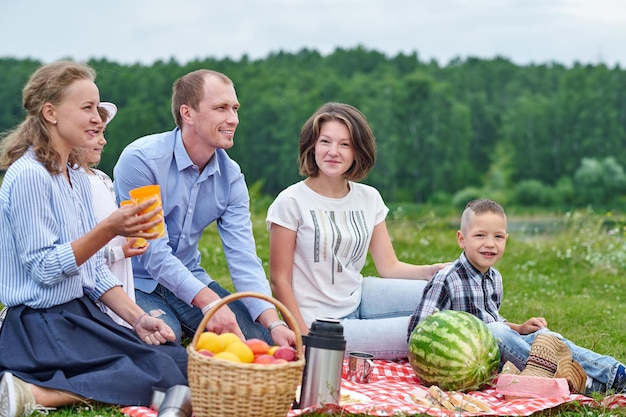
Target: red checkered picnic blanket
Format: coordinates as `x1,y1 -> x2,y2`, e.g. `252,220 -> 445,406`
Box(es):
122,359 -> 626,417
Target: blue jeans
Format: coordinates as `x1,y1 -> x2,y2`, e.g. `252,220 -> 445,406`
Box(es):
487,321 -> 622,394
341,277 -> 427,360
134,282 -> 272,345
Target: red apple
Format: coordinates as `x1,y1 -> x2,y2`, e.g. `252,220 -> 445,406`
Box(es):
198,349 -> 214,357
271,358 -> 288,364
272,346 -> 297,362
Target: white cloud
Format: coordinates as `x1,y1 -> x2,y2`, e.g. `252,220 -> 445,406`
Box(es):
1,0 -> 625,67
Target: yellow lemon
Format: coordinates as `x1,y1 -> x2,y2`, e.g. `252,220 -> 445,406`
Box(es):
196,331 -> 223,354
224,341 -> 255,363
213,351 -> 242,362
218,332 -> 242,348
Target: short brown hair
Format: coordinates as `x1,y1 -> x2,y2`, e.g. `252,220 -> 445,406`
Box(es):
298,102 -> 376,181
0,60 -> 95,173
460,199 -> 507,233
171,69 -> 233,128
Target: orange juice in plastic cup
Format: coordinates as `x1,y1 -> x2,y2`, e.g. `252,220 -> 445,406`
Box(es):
120,200 -> 149,247
127,184 -> 166,239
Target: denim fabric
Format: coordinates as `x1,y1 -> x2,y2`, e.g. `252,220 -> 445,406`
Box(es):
134,282 -> 272,345
487,321 -> 623,394
340,277 -> 427,360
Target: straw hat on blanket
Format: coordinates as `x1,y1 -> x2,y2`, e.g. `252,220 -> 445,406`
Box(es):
501,334 -> 587,394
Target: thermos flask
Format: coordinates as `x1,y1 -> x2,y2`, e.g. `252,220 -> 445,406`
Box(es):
297,318 -> 346,409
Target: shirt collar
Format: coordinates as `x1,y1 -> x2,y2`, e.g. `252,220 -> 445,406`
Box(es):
173,128 -> 221,177
459,251 -> 494,281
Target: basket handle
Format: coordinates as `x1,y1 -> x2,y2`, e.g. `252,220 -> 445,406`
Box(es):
190,291 -> 303,358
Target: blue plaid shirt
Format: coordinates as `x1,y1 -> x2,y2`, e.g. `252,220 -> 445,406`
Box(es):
407,251 -> 505,339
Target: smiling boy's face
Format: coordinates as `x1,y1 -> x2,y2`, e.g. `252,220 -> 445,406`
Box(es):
457,211 -> 508,274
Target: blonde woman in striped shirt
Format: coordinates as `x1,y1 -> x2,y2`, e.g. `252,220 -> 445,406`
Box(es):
0,61 -> 187,417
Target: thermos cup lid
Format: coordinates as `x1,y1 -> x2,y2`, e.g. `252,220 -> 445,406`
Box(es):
303,318 -> 346,350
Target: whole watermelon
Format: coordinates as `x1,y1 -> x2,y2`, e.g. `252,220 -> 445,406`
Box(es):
408,310 -> 500,392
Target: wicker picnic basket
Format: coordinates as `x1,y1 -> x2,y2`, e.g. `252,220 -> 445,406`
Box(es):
187,291 -> 305,417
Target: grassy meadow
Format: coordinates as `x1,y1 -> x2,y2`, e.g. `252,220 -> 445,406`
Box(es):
12,204 -> 626,416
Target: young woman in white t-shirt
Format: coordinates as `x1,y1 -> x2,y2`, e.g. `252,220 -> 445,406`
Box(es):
267,102 -> 449,359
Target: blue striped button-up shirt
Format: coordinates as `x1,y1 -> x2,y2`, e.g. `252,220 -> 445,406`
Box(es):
0,150 -> 120,308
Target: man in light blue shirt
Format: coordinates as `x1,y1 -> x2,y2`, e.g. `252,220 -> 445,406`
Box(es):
113,69 -> 295,346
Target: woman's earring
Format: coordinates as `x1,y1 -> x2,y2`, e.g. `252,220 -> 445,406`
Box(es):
53,120 -> 57,125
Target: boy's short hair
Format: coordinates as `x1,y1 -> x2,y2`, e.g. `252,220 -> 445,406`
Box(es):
460,199 -> 506,232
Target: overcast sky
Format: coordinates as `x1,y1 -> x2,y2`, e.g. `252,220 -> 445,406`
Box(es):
1,0 -> 625,67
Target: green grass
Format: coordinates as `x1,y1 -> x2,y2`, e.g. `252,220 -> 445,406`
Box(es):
198,205 -> 626,416
14,206 -> 626,416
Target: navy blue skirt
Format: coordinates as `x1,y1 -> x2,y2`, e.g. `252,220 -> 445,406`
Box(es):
0,297 -> 188,406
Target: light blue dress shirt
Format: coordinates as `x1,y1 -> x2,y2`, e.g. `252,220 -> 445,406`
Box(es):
0,150 -> 120,308
113,128 -> 272,320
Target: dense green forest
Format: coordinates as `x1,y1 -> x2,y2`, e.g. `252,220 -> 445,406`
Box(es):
1,47 -> 626,208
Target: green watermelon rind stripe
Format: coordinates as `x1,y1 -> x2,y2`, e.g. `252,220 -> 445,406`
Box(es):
408,310 -> 500,391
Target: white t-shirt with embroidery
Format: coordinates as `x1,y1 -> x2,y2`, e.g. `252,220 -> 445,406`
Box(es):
266,180 -> 388,328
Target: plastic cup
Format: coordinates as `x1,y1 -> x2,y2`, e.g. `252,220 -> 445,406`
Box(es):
120,200 -> 149,247
127,184 -> 165,239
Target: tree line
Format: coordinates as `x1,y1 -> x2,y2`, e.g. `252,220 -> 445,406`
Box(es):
1,47 -> 625,209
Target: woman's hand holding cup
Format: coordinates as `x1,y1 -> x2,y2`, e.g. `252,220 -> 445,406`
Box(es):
112,198 -> 164,240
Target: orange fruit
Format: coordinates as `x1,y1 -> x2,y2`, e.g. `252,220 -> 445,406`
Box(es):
224,341 -> 255,363
197,331 -> 223,353
213,351 -> 242,362
253,354 -> 274,364
245,338 -> 270,355
218,332 -> 242,348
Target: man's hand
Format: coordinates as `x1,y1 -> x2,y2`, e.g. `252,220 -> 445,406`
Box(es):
206,305 -> 245,339
193,288 -> 246,339
270,324 -> 297,347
